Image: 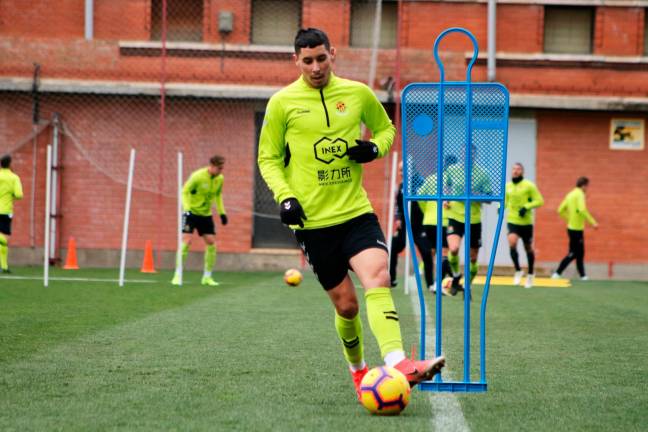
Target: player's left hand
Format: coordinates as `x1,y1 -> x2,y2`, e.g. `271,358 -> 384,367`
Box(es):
220,214 -> 228,225
518,207 -> 527,217
348,140 -> 378,163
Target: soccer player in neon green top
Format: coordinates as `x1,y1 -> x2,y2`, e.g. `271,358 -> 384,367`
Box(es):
258,28 -> 444,402
505,162 -> 544,288
0,154 -> 23,273
418,163 -> 454,295
171,155 -> 228,286
552,176 -> 598,280
443,152 -> 493,286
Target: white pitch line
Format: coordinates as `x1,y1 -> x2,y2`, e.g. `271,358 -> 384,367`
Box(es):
408,275 -> 470,432
0,275 -> 156,284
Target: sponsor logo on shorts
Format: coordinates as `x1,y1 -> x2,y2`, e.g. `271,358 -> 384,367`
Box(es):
377,239 -> 388,248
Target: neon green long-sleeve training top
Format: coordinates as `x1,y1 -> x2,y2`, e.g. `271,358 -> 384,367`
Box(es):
443,164 -> 492,224
258,73 -> 395,229
505,178 -> 544,225
418,174 -> 448,227
558,187 -> 597,231
0,168 -> 23,215
182,167 -> 225,217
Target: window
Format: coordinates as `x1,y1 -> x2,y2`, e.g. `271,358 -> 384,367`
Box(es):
544,6 -> 594,54
151,0 -> 203,42
251,0 -> 301,46
350,0 -> 397,49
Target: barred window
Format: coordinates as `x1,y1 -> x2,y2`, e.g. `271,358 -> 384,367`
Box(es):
151,0 -> 203,42
251,0 -> 302,46
350,0 -> 397,49
544,6 -> 593,54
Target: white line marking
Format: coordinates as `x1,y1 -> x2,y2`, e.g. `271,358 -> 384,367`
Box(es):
0,275 -> 156,283
408,275 -> 470,432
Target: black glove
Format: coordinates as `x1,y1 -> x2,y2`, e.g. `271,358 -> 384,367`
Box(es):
280,198 -> 307,228
518,207 -> 527,217
348,140 -> 378,163
220,214 -> 228,225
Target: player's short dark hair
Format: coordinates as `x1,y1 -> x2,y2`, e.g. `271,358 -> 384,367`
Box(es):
514,162 -> 524,170
0,154 -> 11,168
445,155 -> 458,165
209,155 -> 225,167
576,176 -> 589,188
294,28 -> 330,54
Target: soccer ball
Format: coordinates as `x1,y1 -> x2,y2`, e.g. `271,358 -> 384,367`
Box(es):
442,276 -> 454,292
359,366 -> 411,415
283,268 -> 303,286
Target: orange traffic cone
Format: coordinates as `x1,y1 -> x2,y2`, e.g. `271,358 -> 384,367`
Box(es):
63,237 -> 79,270
140,240 -> 156,273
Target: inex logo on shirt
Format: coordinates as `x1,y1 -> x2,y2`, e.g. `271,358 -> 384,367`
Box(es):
313,137 -> 348,164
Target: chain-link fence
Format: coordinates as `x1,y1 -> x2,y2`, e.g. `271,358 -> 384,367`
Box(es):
0,0 -> 460,265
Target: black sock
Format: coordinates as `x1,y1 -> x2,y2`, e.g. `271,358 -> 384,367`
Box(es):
527,251 -> 535,274
441,257 -> 452,278
510,247 -> 521,271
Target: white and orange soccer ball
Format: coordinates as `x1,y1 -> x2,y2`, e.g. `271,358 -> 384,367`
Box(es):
359,366 -> 411,415
283,268 -> 303,286
442,276 -> 454,292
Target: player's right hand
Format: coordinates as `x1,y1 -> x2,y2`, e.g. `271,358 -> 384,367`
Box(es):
518,207 -> 527,217
280,198 -> 307,228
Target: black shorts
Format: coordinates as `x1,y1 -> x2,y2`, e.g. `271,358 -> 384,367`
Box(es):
507,223 -> 534,244
0,214 -> 12,235
447,218 -> 482,248
424,225 -> 448,249
182,213 -> 215,236
294,213 -> 388,290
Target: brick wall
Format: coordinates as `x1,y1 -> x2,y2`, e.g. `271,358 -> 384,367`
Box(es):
2,0 -> 648,268
3,2 -> 648,93
1,93 -> 257,255
536,111 -> 648,264
594,7 -> 645,56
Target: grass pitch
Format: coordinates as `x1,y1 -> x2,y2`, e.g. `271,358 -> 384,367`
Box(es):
1,267 -> 646,431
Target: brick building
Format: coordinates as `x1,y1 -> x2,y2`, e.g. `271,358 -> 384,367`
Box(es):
0,0 -> 647,278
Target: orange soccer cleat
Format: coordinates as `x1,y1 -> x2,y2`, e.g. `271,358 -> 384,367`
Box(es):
350,366 -> 369,401
394,356 -> 445,387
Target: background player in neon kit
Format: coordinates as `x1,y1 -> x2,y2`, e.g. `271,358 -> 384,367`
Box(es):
389,162 -> 433,290
553,176 -> 598,280
171,155 -> 228,286
0,154 -> 23,273
257,28 -> 444,400
444,149 -> 492,284
505,162 -> 544,288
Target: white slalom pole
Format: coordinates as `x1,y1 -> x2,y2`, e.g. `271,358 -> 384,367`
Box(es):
386,151 -> 398,259
176,151 -> 183,286
404,201 -> 411,295
118,148 -> 136,287
43,145 -> 52,287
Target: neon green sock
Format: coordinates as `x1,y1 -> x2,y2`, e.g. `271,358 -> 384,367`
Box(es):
0,234 -> 7,270
365,287 -> 404,358
175,242 -> 189,270
470,261 -> 479,282
334,312 -> 364,366
204,244 -> 216,273
449,253 -> 459,275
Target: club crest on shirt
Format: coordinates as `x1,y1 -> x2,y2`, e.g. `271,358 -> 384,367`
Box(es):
335,101 -> 348,116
